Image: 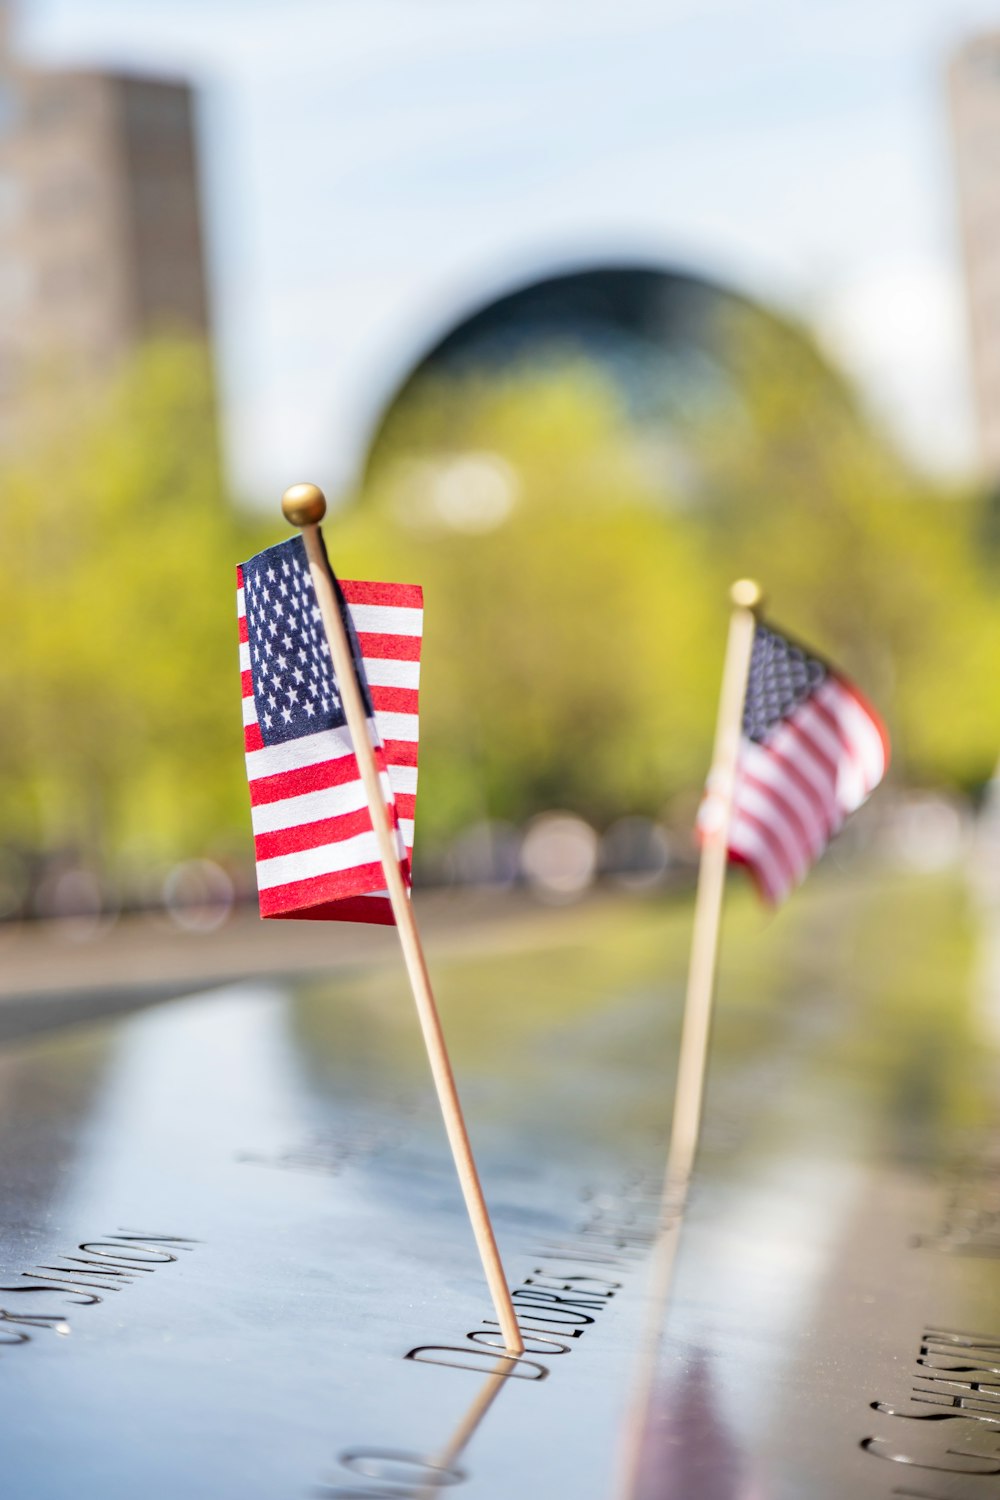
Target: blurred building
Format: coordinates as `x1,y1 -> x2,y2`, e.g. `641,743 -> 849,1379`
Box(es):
363,262 -> 856,504
949,33 -> 1000,481
0,3 -> 209,443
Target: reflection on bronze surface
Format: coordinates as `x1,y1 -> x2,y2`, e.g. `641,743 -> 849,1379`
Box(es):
632,1352 -> 760,1500
613,1193 -> 686,1500
336,1360 -> 513,1498
1,874 -> 994,1497
415,1360 -> 512,1500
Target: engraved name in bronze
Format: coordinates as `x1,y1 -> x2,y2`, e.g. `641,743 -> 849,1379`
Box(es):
864,1324 -> 1000,1495
318,1175 -> 658,1498
0,1230 -> 197,1354
410,1174 -> 655,1375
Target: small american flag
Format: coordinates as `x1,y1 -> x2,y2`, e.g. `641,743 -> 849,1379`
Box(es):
705,620 -> 889,904
237,536 -> 422,925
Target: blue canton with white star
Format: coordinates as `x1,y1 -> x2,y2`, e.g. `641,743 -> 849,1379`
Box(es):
743,622 -> 828,745
242,536 -> 372,747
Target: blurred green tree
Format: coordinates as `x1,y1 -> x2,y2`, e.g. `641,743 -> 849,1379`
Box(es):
690,311 -> 1000,789
3,322 -> 996,891
334,368 -> 723,850
0,337 -> 264,872
340,338 -> 1000,841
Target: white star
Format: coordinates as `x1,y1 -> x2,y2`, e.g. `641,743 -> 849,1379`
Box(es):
331,690 -> 341,709
322,698 -> 329,711
293,667 -> 304,684
263,588 -> 271,603
268,621 -> 278,637
281,706 -> 292,724
271,672 -> 281,689
263,711 -> 273,729
299,648 -> 309,663
277,653 -> 287,670
267,693 -> 276,709
308,681 -> 318,698
274,602 -> 284,618
283,634 -> 293,649
280,580 -> 288,597
266,566 -> 276,583
288,688 -> 299,705
282,559 -> 290,576
305,702 -> 315,718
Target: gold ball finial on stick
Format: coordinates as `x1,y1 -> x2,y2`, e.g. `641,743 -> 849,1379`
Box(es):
281,482 -> 327,528
730,578 -> 763,611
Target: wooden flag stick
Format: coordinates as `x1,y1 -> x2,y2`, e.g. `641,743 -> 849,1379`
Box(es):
280,483 -> 523,1357
614,578 -> 761,1500
664,577 -> 761,1196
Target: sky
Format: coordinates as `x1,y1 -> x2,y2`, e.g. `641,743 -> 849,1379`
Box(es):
14,0 -> 1000,500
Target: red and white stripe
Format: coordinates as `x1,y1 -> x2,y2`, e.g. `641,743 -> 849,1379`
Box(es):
728,674 -> 889,904
237,574 -> 423,926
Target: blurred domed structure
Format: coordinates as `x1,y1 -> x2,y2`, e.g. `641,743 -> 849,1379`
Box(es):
362,261 -> 858,508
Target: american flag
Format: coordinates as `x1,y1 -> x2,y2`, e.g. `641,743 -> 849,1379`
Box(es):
707,620 -> 889,904
237,536 -> 422,925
